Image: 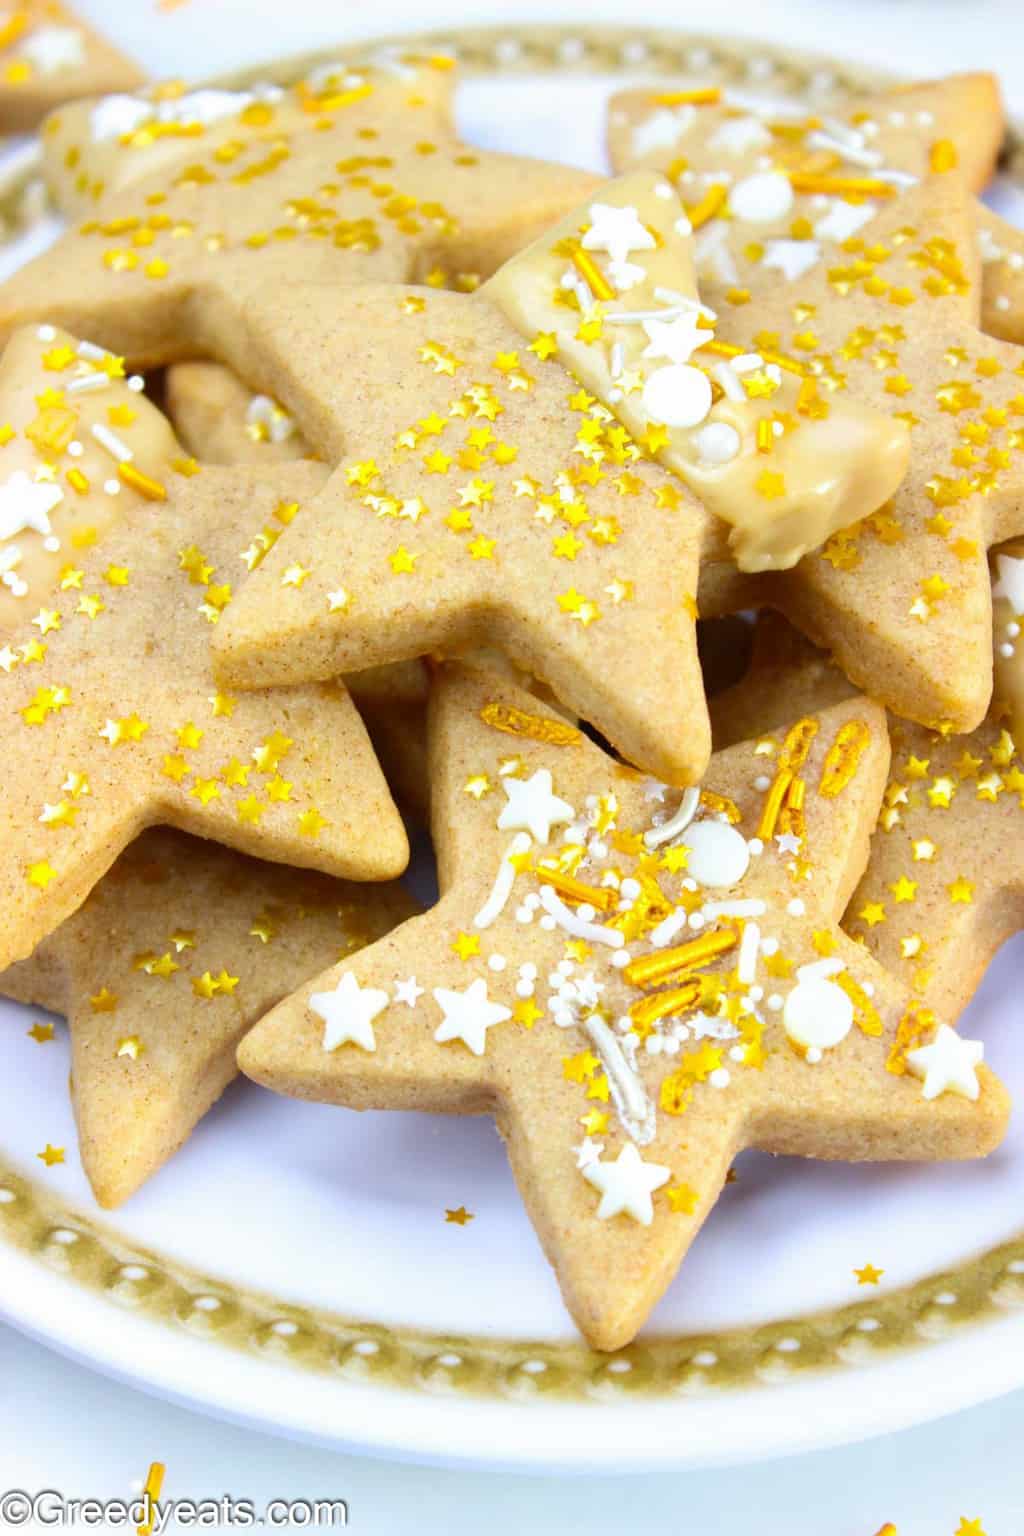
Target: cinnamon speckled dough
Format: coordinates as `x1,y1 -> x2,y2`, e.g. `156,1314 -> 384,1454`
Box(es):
0,59 -> 601,367
712,613 -> 1024,1023
0,2 -> 141,134
0,444 -> 408,973
159,355 -> 435,815
239,664 -> 1009,1352
205,277 -> 711,788
2,827 -> 416,1206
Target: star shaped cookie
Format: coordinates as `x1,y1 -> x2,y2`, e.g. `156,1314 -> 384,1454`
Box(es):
0,2 -> 141,133
607,71 -> 1002,309
2,826 -> 416,1205
0,57 -> 600,366
0,408 -> 408,970
711,610 -> 1024,1022
238,664 -> 1008,1351
710,174 -> 1024,733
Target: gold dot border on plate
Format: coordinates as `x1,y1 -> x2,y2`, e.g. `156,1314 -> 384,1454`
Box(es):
1,22 -> 1023,1401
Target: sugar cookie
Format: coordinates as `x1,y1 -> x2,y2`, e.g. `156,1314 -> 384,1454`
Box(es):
239,664 -> 1008,1351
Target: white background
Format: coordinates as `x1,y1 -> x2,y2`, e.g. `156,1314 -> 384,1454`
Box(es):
3,1 -> 1024,1530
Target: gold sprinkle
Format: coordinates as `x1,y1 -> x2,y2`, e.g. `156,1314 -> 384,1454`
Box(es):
624,929 -> 737,989
117,462 -> 167,501
819,720 -> 872,797
479,701 -> 581,747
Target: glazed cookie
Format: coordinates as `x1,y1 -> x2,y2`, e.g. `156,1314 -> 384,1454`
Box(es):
607,73 -> 1002,309
0,321 -> 184,632
0,395 -> 408,970
0,2 -> 141,134
2,826 -> 416,1206
0,58 -> 601,366
484,170 -> 908,573
712,613 -> 1024,1023
608,69 -> 1024,350
710,174 -> 1024,735
239,664 -> 1009,1352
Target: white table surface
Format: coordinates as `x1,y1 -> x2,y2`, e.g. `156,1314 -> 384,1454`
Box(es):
4,1 -> 1024,1530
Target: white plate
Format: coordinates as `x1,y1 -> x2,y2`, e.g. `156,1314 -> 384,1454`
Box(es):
2,25 -> 1024,1473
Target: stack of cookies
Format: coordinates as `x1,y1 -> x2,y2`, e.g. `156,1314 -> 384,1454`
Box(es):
1,15 -> 1022,1351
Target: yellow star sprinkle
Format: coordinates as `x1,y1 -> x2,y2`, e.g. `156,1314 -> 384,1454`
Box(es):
27,860 -> 57,889
115,1036 -> 144,1061
854,1263 -> 884,1285
665,1184 -> 700,1214
858,901 -> 886,928
89,987 -> 118,1012
947,876 -> 974,904
563,1050 -> 600,1083
512,998 -> 543,1029
445,1206 -> 474,1225
389,546 -> 417,574
463,774 -> 491,799
297,808 -> 329,838
451,931 -> 480,961
890,876 -> 918,903
27,1021 -> 54,1043
37,1144 -> 65,1167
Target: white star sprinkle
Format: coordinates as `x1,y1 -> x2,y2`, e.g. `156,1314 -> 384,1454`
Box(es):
497,768 -> 574,845
906,1024 -> 984,1101
582,201 -> 656,289
432,977 -> 511,1056
631,105 -> 696,159
574,1136 -> 605,1170
641,308 -> 712,367
311,971 -> 389,1053
393,975 -> 424,1008
582,1142 -> 671,1225
0,472 -> 63,544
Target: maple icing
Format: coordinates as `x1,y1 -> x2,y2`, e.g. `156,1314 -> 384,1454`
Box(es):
0,323 -> 182,635
485,171 -> 909,572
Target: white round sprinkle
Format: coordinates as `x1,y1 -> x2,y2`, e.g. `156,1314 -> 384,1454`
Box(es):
642,363 -> 712,428
693,420 -> 741,466
683,819 -> 751,887
784,976 -> 854,1051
